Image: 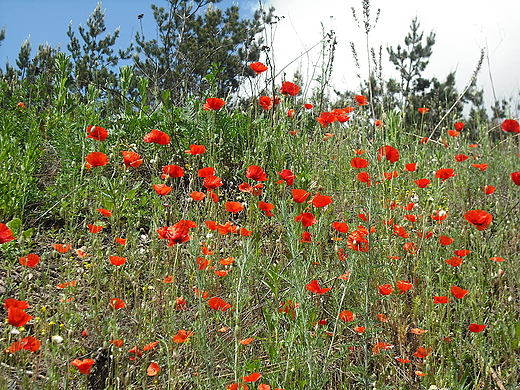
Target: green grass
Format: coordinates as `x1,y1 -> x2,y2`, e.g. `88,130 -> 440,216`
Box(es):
1,64 -> 520,390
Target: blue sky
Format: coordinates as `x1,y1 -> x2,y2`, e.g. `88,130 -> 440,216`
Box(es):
1,0 -> 519,112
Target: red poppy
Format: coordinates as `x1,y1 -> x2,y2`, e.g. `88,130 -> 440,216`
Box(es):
454,249 -> 470,257
306,280 -> 331,294
204,97 -> 226,111
454,122 -> 465,131
435,168 -> 455,181
185,144 -> 206,155
109,256 -> 126,266
332,222 -> 349,233
413,346 -> 432,359
294,212 -> 317,227
242,373 -> 262,383
276,169 -> 296,186
445,256 -> 463,267
250,62 -> 268,74
5,336 -> 41,353
417,107 -> 429,114
8,307 -> 33,327
378,284 -> 394,295
57,280 -> 77,288
405,163 -> 417,172
208,297 -> 231,311
259,96 -> 273,110
410,328 -> 428,335
339,310 -> 355,322
439,235 -> 454,246
238,182 -> 263,196
161,164 -> 184,179
396,358 -> 410,364
198,167 -> 215,177
347,230 -> 369,252
292,189 -> 310,203
355,95 -> 368,106
53,244 -> 71,253
147,362 -> 161,377
501,119 -> 520,133
121,151 -> 143,168
258,201 -> 274,217
372,342 -> 393,355
454,154 -> 469,162
403,242 -> 418,254
447,130 -> 460,137
190,191 -> 205,201
464,210 -> 492,231
246,165 -> 268,181
115,237 -> 127,245
451,285 -> 469,299
383,171 -> 398,180
304,103 -> 314,109
85,152 -> 108,170
483,185 -> 496,195
414,179 -> 430,188
0,223 -> 16,244
316,111 -> 337,128
152,184 -> 172,196
71,358 -> 95,375
311,194 -> 332,208
86,125 -> 108,141
280,81 -> 300,96
97,208 -> 112,217
396,280 -> 413,292
108,298 -> 125,310
377,145 -> 400,163
88,224 -> 104,233
431,210 -> 448,221
143,129 -> 170,145
173,329 -> 194,343
472,163 -> 488,171
357,172 -> 371,184
433,296 -> 449,304
511,172 -> 520,186
19,254 -> 40,268
468,323 -> 486,333
351,157 -> 369,169
157,220 -> 196,246
203,175 -> 223,190
300,231 -> 312,243
225,201 -> 244,213
490,256 -> 505,262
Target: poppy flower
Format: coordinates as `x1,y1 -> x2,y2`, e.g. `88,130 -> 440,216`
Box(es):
152,184 -> 172,196
433,296 -> 449,304
143,129 -> 170,145
239,338 -> 254,345
4,299 -> 30,311
242,373 -> 262,383
157,220 -> 196,246
161,164 -> 184,179
198,167 -> 215,177
85,152 -> 108,170
238,182 -> 263,196
292,189 -> 310,203
146,362 -> 160,377
405,163 -> 417,172
208,297 -> 231,311
225,201 -> 244,213
377,145 -> 400,163
109,298 -> 126,310
396,358 -> 410,364
351,157 -> 369,169
454,154 -> 469,162
8,307 -> 33,327
246,165 -> 268,181
304,103 -> 314,109
332,222 -> 349,233
121,151 -> 143,168
435,168 -> 455,181
501,119 -> 520,133
439,235 -> 454,246
511,172 -> 520,186
396,280 -> 413,292
305,280 -> 331,294
451,285 -> 469,299
115,237 -> 127,245
417,107 -> 429,114
355,95 -> 368,106
464,210 -> 492,231
316,111 -> 337,128
445,256 -> 463,267
5,336 -> 41,353
410,328 -> 428,335
295,212 -> 317,227
0,223 -> 16,244
259,96 -> 273,110
97,208 -> 112,217
372,342 -> 393,355
19,253 -> 40,268
88,224 -> 104,233
203,175 -> 223,190
86,125 -> 108,141
204,97 -> 226,111
483,185 -> 496,195
250,62 -> 268,74
414,179 -> 430,188
190,191 -> 205,201
490,256 -> 505,262
57,280 -> 77,288
184,144 -> 206,155
311,194 -> 332,208
454,249 -> 470,257
378,284 -> 394,295
109,256 -> 127,266
300,231 -> 312,243
280,81 -> 300,96
258,201 -> 274,217
448,130 -> 460,137
71,358 -> 95,375
357,172 -> 371,184
472,163 -> 488,171
413,346 -> 432,358
454,122 -> 465,131
276,169 -> 296,186
347,230 -> 369,252
431,210 -> 448,221
53,244 -> 71,253
173,329 -> 194,343
339,310 -> 355,322
468,323 -> 486,333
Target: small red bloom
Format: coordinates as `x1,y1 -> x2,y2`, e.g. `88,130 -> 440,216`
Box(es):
110,298 -> 126,309
71,358 -> 95,375
198,167 -> 215,177
468,323 -> 486,333
378,284 -> 394,295
0,223 -> 16,244
8,307 -> 33,327
173,329 -> 194,343
246,165 -> 268,181
208,297 -> 231,311
185,145 -> 206,155
355,95 -> 368,106
152,184 -> 172,196
225,201 -> 244,213
280,81 -> 300,96
417,107 -> 429,114
316,111 -> 337,128
436,168 -> 455,181
454,122 -> 465,131
413,346 -> 432,358
511,172 -> 520,186
483,185 -> 496,195
88,224 -> 104,233
451,285 -> 469,299
121,151 -> 143,168
5,336 -> 41,353
454,154 -> 469,162
439,235 -> 454,246
433,296 -> 449,304
147,362 -> 161,377
294,212 -> 317,227
53,244 -> 71,253
242,373 -> 262,383
446,256 -> 463,267
311,194 -> 332,208
161,164 -> 184,179
464,210 -> 492,231
306,280 -> 331,295
19,254 -> 41,268
97,208 -> 112,217
292,189 -> 310,203
143,129 -> 170,145
501,119 -> 520,133
276,169 -> 296,186
377,145 -> 400,163
85,152 -> 108,170
414,179 -> 430,188
396,280 -> 413,292
351,157 -> 369,169
339,310 -> 355,322
258,201 -> 274,217
259,96 -> 273,110
86,125 -> 108,141
109,256 -> 127,266
405,163 -> 417,172
249,62 -> 268,74
204,98 -> 226,111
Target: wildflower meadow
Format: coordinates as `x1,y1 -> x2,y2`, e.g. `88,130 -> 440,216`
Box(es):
1,2 -> 520,390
